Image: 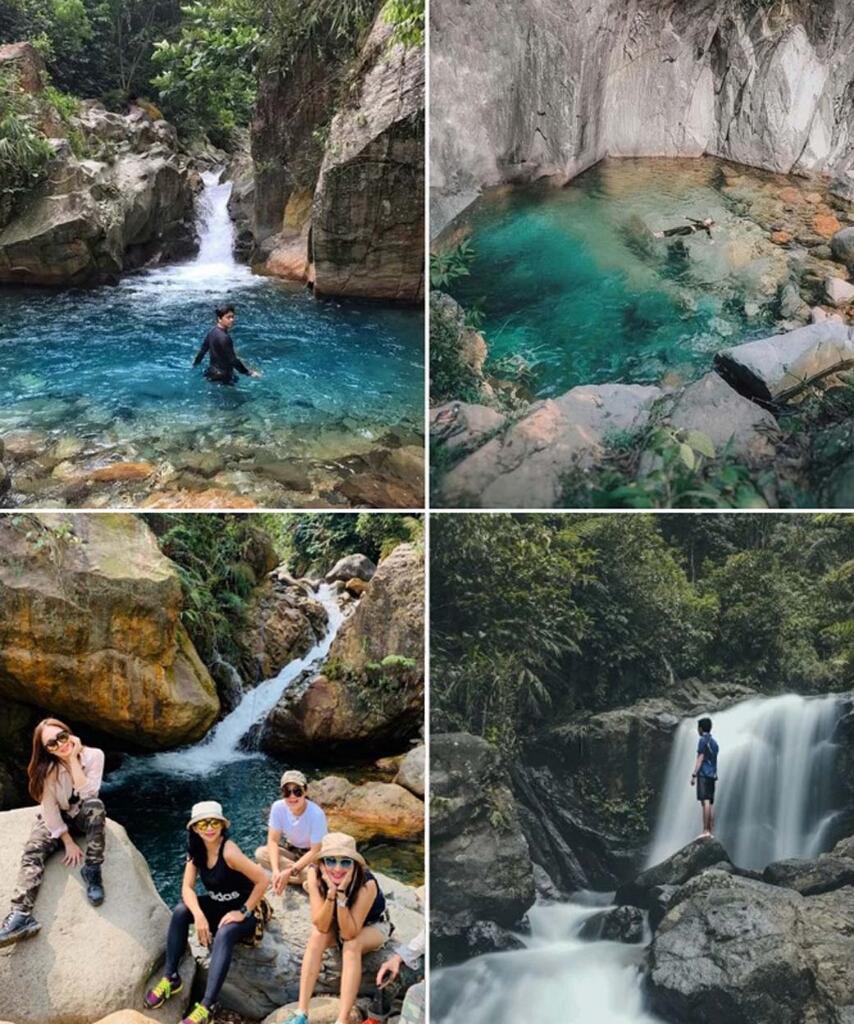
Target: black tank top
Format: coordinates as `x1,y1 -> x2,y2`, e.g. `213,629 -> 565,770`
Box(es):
363,870 -> 386,924
198,841 -> 253,905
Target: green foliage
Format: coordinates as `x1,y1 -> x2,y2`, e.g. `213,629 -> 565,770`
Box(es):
431,514 -> 854,749
152,0 -> 260,146
430,240 -> 475,290
382,0 -> 423,46
430,290 -> 486,405
0,68 -> 53,222
263,0 -> 374,76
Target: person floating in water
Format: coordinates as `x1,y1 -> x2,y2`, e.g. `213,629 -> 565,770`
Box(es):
193,304 -> 261,384
654,217 -> 715,239
691,716 -> 719,839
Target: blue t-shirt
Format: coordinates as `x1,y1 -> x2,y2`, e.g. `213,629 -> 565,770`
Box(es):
697,734 -> 719,778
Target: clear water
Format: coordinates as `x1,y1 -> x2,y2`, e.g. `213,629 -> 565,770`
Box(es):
0,173 -> 423,503
448,158 -> 786,396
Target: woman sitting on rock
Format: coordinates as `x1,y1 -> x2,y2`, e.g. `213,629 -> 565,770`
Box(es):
144,801 -> 268,1024
288,832 -> 392,1024
0,717 -> 106,947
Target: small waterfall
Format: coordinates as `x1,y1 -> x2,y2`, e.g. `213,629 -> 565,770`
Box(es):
432,900 -> 662,1024
137,583 -> 345,777
646,693 -> 842,870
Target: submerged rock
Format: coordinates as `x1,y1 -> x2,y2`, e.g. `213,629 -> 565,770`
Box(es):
0,809 -> 194,1024
0,513 -> 218,747
439,383 -> 661,508
715,321 -> 854,403
578,904 -> 645,944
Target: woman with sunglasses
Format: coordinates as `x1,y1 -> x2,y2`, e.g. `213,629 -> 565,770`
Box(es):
144,801 -> 268,1024
0,718 -> 106,947
288,832 -> 392,1024
256,770 -> 327,894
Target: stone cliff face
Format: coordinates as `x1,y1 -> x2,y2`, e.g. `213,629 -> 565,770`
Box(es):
431,0 -> 854,232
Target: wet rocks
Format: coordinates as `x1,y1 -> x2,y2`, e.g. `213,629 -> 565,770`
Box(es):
617,837 -> 732,912
0,809 -> 195,1024
235,578 -> 326,683
715,321 -> 854,403
312,12 -> 424,302
439,383 -> 661,508
762,853 -> 854,896
310,776 -> 424,841
0,513 -> 219,747
431,732 -> 535,965
578,904 -> 645,944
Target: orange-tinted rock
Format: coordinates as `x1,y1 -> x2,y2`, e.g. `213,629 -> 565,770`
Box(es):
779,186 -> 803,205
141,488 -> 257,509
345,577 -> 369,596
814,212 -> 842,238
0,513 -> 219,747
770,230 -> 793,245
236,580 -> 325,681
87,461 -> 155,483
311,776 -> 423,840
265,234 -> 310,282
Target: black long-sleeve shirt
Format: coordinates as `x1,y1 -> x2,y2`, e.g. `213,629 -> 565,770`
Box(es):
193,326 -> 250,382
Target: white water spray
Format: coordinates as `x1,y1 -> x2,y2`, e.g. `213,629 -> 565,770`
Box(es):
432,899 -> 663,1024
137,583 -> 345,777
646,693 -> 841,870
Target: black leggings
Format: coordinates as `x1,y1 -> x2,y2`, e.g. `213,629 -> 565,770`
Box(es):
165,897 -> 256,1007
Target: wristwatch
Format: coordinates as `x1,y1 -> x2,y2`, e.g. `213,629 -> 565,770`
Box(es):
336,893 -> 348,908
240,903 -> 253,920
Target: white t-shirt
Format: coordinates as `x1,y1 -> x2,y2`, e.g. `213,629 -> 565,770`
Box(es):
268,798 -> 328,849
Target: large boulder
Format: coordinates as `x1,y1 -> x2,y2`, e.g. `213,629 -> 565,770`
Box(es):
325,554 -> 377,584
0,514 -> 219,748
312,12 -> 424,302
430,402 -> 507,456
235,579 -> 327,683
0,808 -> 194,1024
310,776 -> 424,841
191,872 -> 423,1020
617,837 -> 732,911
261,544 -> 423,760
395,744 -> 425,798
763,852 -> 854,896
714,321 -> 854,403
646,870 -> 854,1024
438,384 -> 662,508
431,733 -> 535,965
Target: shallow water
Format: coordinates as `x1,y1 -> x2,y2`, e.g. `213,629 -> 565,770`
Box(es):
0,174 -> 423,506
447,157 -> 801,396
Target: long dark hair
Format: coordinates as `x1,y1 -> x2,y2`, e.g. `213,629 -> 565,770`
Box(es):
313,860 -> 368,908
27,717 -> 73,802
187,826 -> 231,870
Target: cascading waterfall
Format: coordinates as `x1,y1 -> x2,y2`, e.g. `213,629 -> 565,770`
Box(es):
646,693 -> 842,870
431,693 -> 846,1023
116,583 -> 345,779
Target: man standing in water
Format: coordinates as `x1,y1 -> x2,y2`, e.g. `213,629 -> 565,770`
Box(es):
193,304 -> 262,384
691,717 -> 719,838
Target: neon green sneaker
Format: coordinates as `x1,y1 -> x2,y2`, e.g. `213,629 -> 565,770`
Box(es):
181,1003 -> 212,1024
143,974 -> 182,1009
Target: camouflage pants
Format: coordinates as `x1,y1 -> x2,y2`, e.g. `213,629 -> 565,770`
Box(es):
11,798 -> 106,914
399,981 -> 425,1024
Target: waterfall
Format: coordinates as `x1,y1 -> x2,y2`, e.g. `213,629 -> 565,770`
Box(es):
646,693 -> 842,870
117,583 -> 346,779
432,899 -> 663,1024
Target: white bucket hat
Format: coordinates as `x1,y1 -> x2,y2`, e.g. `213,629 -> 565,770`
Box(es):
186,800 -> 230,830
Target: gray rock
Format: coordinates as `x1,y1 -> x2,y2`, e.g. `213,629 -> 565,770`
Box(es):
650,371 -> 778,466
394,744 -> 425,798
439,383 -> 661,508
646,870 -> 854,1024
616,837 -> 731,910
825,276 -> 854,307
831,227 -> 854,271
763,854 -> 854,896
578,904 -> 645,944
532,862 -> 564,903
325,553 -> 377,583
715,321 -> 854,403
431,732 -> 535,965
431,0 -> 854,234
430,402 -> 507,455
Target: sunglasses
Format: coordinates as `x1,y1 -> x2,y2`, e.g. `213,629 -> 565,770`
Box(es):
322,857 -> 354,869
195,819 -> 224,831
282,785 -> 304,797
44,730 -> 70,751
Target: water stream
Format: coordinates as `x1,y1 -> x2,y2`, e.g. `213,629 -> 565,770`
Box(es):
431,693 -> 846,1023
104,584 -> 422,902
0,170 -> 423,506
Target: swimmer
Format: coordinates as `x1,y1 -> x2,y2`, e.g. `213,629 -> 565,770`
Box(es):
193,304 -> 262,385
654,217 -> 715,240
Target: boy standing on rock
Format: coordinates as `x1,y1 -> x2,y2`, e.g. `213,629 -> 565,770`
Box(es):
691,717 -> 719,839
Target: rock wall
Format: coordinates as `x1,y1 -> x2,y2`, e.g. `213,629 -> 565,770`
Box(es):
312,14 -> 425,301
0,513 -> 219,749
431,0 -> 854,232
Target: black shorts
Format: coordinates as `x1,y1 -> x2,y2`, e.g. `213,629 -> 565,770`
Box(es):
696,775 -> 716,803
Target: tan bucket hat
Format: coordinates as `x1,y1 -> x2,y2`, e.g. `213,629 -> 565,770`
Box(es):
280,769 -> 308,789
186,800 -> 230,830
318,832 -> 365,867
